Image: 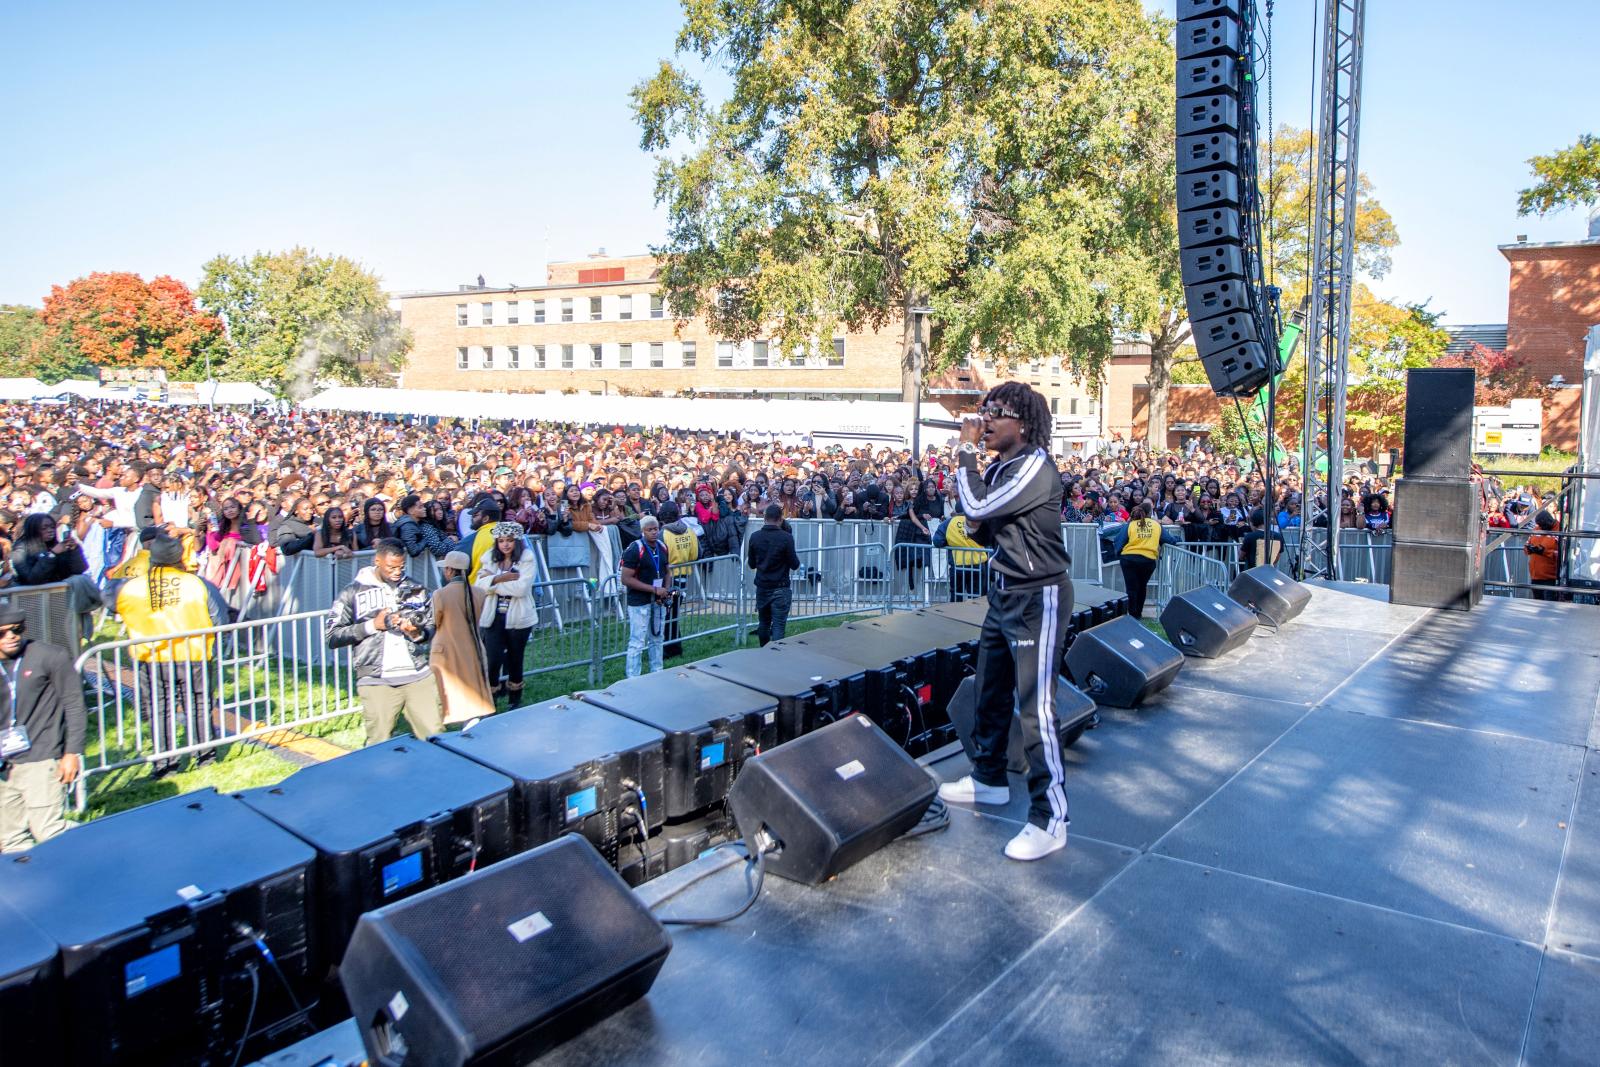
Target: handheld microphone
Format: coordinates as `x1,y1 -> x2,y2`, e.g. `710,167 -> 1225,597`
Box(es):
916,418 -> 965,431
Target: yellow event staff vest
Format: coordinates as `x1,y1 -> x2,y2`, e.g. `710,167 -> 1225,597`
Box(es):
116,568 -> 216,662
944,516 -> 988,567
1122,519 -> 1164,561
467,523 -> 497,584
662,526 -> 699,577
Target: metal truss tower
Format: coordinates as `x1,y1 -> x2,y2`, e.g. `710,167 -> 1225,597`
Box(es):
1299,0 -> 1366,579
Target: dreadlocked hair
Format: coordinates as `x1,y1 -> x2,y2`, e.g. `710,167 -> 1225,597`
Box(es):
982,381 -> 1052,451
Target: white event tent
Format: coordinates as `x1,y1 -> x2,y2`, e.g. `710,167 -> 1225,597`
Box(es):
300,387 -> 953,450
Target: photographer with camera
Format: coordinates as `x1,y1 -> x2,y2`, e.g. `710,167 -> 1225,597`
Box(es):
325,538 -> 442,745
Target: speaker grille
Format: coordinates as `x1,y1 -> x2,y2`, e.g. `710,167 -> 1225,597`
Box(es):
379,838 -> 668,1047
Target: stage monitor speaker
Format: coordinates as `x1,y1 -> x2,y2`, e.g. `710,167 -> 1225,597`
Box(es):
1179,243 -> 1245,291
1392,478 -> 1481,545
1178,93 -> 1240,138
727,715 -> 936,885
1227,565 -> 1312,626
1064,616 -> 1185,709
1402,367 -> 1475,480
1178,205 -> 1244,246
1390,541 -> 1484,612
946,675 -> 1099,775
1160,589 -> 1258,659
341,835 -> 671,1067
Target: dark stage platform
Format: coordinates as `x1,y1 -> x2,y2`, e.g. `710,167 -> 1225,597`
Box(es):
259,583 -> 1600,1066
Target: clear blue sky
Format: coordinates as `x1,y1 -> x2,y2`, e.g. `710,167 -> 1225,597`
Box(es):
1,1 -> 1594,326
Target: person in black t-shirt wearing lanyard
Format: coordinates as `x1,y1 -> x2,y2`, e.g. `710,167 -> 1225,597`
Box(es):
620,514 -> 671,677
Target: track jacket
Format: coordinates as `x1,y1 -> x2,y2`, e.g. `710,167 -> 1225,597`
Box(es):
955,445 -> 1070,590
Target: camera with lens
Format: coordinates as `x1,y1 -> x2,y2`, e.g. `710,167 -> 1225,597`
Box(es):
389,597 -> 431,633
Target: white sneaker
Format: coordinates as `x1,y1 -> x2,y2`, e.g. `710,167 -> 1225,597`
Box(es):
1004,823 -> 1068,861
937,775 -> 1011,806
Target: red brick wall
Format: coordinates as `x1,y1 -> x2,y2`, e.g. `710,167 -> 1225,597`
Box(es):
1502,241 -> 1600,386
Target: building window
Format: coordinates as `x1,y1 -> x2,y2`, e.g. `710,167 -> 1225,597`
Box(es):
1069,398 -> 1079,415
1050,397 -> 1059,415
650,294 -> 665,319
1088,398 -> 1098,415
457,346 -> 468,369
577,266 -> 625,283
649,342 -> 664,368
482,345 -> 494,369
827,338 -> 845,367
590,297 -> 603,322
456,304 -> 468,327
533,299 -> 545,323
561,298 -> 573,323
481,302 -> 494,326
533,345 -> 546,369
508,345 -> 520,369
618,295 -> 632,321
561,344 -> 574,369
717,341 -> 736,368
618,343 -> 633,368
590,344 -> 603,367
682,341 -> 696,368
506,301 -> 519,325
752,340 -> 769,367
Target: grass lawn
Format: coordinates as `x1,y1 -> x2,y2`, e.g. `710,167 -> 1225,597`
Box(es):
75,609 -> 872,821
1475,449 -> 1579,499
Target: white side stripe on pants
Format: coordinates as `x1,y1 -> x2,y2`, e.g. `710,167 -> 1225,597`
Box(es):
1037,583 -> 1069,834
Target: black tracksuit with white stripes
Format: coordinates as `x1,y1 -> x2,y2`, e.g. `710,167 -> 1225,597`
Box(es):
957,445 -> 1074,834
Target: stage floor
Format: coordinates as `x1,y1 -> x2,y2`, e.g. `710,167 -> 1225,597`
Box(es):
261,583 -> 1600,1067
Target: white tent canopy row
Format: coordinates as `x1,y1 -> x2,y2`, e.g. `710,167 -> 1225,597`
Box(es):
0,377 -> 275,406
300,386 -> 955,449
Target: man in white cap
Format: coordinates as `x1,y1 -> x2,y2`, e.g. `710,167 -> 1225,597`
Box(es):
619,514 -> 670,677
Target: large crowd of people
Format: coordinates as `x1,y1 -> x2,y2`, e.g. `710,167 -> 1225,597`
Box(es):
0,399 -> 1567,620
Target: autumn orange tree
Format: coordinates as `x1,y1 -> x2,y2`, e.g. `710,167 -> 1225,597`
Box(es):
40,272 -> 225,381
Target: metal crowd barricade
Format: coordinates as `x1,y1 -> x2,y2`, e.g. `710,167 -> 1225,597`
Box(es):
1156,546 -> 1233,607
1062,523 -> 1105,585
788,543 -> 893,623
520,576 -> 600,684
591,552 -> 748,675
1483,533 -> 1533,598
0,580 -> 84,656
74,610 -> 362,809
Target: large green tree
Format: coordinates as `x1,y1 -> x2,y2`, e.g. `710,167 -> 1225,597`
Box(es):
633,0 -> 1174,401
1139,124 -> 1401,446
197,248 -> 409,396
1517,134 -> 1600,219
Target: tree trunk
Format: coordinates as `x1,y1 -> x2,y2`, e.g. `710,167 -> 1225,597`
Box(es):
899,290 -> 923,402
1146,310 -> 1191,451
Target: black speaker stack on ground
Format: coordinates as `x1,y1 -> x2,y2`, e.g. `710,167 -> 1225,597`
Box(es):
1176,0 -> 1279,398
1391,367 -> 1484,611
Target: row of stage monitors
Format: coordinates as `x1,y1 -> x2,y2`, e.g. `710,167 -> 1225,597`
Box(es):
0,572 -> 1310,1066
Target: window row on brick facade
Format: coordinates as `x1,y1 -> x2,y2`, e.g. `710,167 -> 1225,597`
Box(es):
453,339 -> 847,371
456,293 -> 667,327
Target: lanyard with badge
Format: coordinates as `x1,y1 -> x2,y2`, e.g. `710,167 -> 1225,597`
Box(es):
0,659 -> 29,760
644,542 -> 665,590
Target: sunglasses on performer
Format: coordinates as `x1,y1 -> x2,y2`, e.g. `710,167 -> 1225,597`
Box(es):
0,625 -> 25,637
978,404 -> 1022,421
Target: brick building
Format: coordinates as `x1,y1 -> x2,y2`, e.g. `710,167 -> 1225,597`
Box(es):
398,251 -> 909,402
1500,233 -> 1600,388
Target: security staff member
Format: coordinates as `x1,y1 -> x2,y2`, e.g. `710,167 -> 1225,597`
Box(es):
0,607 -> 86,850
938,382 -> 1075,861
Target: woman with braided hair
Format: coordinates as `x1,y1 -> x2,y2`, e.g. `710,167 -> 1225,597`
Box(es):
937,381 -> 1076,862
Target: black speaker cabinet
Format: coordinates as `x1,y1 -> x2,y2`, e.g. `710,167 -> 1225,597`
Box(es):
660,810 -> 738,873
946,674 -> 1099,775
1064,616 -> 1185,709
691,644 -> 869,741
1392,478 -> 1481,545
1227,565 -> 1312,626
1403,367 -> 1475,480
1390,541 -> 1484,612
1160,589 -> 1258,658
341,836 -> 671,1067
0,897 -> 60,1067
429,699 -> 666,877
917,599 -> 989,629
579,669 -> 779,818
728,715 -> 936,885
238,738 -> 515,961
